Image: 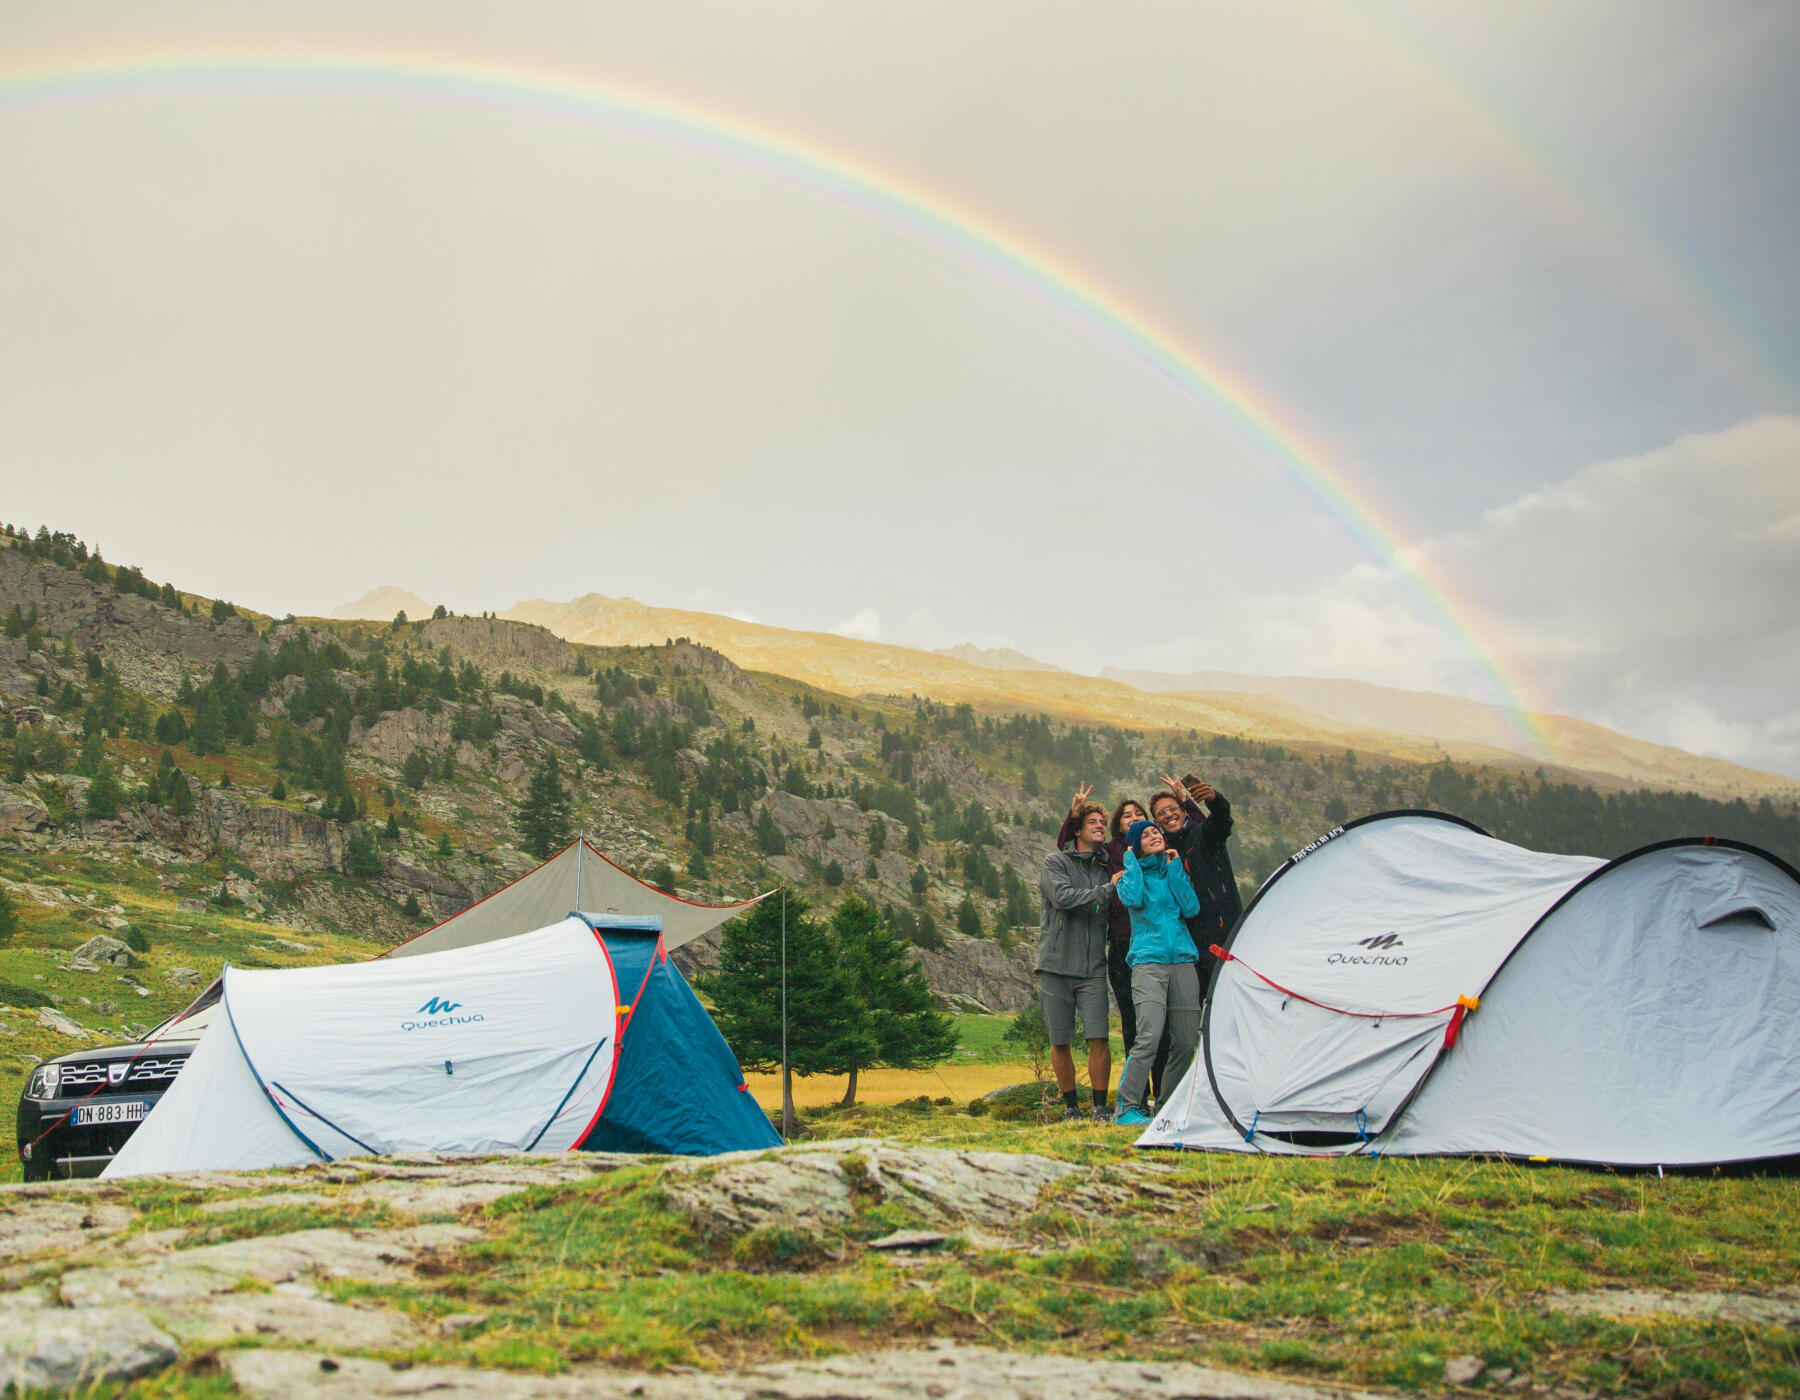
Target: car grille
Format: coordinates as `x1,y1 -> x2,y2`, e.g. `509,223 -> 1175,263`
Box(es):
55,1056 -> 188,1089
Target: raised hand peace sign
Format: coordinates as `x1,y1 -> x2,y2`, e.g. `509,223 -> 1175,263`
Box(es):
1069,781 -> 1094,814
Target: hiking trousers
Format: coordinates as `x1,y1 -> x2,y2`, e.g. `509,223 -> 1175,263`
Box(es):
1118,961 -> 1200,1114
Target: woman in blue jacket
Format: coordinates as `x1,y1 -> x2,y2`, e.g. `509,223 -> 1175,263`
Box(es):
1112,818 -> 1202,1126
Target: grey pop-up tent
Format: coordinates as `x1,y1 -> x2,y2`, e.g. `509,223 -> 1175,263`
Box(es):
1137,811 -> 1800,1167
386,836 -> 771,959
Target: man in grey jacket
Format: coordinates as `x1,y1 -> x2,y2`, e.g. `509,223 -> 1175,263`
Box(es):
1037,802 -> 1115,1120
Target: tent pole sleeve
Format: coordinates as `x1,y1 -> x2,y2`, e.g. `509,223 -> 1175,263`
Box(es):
223,998 -> 331,1162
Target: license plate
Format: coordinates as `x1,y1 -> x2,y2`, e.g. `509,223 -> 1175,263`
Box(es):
72,1101 -> 149,1127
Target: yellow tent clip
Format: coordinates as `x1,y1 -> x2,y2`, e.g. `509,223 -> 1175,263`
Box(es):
1456,994 -> 1480,1012
617,1005 -> 632,1016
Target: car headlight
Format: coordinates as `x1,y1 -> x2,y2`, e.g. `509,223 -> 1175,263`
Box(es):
26,1064 -> 61,1100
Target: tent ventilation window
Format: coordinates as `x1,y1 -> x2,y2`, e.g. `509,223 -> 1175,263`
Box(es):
1698,902 -> 1775,932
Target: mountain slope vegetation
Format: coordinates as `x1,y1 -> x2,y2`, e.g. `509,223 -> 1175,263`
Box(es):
0,517 -> 1796,1171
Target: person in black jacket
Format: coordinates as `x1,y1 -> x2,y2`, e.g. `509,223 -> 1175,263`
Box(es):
1144,773 -> 1243,1102
1150,773 -> 1243,956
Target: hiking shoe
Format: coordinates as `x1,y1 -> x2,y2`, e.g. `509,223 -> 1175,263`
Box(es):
1088,1104 -> 1113,1122
1114,1106 -> 1153,1127
1061,1104 -> 1086,1122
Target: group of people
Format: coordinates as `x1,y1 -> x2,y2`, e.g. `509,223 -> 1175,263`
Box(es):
1035,772 -> 1241,1126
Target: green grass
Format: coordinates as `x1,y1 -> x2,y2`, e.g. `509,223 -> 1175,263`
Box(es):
336,1106 -> 1796,1395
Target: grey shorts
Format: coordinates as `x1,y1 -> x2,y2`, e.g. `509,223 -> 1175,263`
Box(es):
1038,971 -> 1109,1045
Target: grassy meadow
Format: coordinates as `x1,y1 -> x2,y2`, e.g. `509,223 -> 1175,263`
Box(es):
54,1098 -> 1800,1400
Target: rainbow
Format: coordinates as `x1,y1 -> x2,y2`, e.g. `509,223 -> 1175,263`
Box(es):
0,44 -> 1559,754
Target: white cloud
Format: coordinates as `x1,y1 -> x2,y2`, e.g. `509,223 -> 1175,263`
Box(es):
831,607 -> 882,641
1132,417 -> 1800,777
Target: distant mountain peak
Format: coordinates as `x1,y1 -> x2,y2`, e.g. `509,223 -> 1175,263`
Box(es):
332,586 -> 433,622
934,643 -> 1063,673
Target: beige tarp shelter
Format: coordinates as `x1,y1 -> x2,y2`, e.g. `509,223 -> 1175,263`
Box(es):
386,837 -> 771,960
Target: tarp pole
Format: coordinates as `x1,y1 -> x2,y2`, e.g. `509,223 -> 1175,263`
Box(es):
781,887 -> 790,1141
574,835 -> 583,909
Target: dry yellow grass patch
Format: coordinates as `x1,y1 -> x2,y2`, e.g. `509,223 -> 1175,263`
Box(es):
744,1063 -> 1032,1109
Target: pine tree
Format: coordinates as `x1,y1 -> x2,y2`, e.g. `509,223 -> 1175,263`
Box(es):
830,896 -> 957,1106
343,825 -> 383,878
754,806 -> 787,854
515,753 -> 574,859
0,886 -> 17,947
84,763 -> 124,819
401,749 -> 431,791
698,892 -> 874,1137
384,811 -> 401,840
167,769 -> 194,816
956,894 -> 983,938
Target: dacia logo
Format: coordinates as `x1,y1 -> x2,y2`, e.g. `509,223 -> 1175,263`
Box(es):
1356,934 -> 1404,950
417,996 -> 463,1015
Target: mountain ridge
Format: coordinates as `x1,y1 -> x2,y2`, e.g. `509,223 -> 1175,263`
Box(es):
485,590 -> 1799,803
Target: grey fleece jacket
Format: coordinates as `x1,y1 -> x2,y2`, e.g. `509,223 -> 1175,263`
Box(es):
1035,840 -> 1115,978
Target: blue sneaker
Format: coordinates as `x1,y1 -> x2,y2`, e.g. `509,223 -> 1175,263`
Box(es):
1115,1106 -> 1152,1127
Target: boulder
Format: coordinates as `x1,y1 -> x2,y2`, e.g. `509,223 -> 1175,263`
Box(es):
33,1007 -> 91,1040
0,790 -> 49,835
661,1141 -> 1082,1237
73,934 -> 132,967
165,967 -> 201,989
0,1306 -> 175,1391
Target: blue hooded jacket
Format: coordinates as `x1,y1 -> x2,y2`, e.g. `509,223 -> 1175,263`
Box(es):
1118,847 -> 1202,966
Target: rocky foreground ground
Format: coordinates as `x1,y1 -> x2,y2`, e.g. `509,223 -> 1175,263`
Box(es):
0,1136 -> 1793,1398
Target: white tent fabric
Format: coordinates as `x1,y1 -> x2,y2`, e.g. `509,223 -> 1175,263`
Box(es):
1138,813 -> 1800,1165
104,917 -> 620,1177
387,837 -> 768,959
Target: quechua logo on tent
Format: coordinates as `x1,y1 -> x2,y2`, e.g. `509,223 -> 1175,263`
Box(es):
401,995 -> 486,1032
1327,933 -> 1408,966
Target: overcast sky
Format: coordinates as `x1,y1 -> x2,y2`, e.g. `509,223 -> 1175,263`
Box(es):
2,2 -> 1797,773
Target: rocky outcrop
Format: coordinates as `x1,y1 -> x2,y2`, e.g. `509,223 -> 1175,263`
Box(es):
421,615 -> 577,674
910,935 -> 1036,1013
0,549 -> 267,700
354,708 -> 455,767
192,791 -> 340,881
662,1141 -> 1082,1237
376,860 -> 474,921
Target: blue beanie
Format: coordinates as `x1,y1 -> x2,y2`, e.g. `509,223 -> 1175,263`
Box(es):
1126,819 -> 1155,855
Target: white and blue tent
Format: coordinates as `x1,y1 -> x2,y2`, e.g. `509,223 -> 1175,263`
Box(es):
105,903 -> 780,1177
1138,811 -> 1800,1167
